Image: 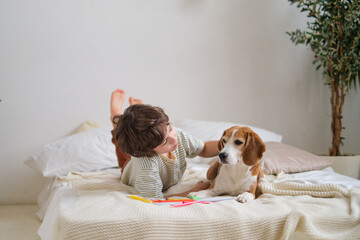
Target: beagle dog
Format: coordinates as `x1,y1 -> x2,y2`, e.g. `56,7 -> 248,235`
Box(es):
189,126 -> 266,203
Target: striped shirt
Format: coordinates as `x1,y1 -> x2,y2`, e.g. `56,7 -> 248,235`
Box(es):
120,127 -> 204,198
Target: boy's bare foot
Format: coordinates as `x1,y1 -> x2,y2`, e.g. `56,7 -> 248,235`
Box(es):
129,96 -> 143,105
110,89 -> 126,124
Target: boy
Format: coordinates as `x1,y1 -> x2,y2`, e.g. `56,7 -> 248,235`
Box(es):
110,89 -> 219,198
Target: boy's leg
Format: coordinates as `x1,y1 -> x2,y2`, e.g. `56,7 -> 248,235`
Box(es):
110,89 -> 126,128
110,89 -> 143,171
110,89 -> 130,170
111,130 -> 131,170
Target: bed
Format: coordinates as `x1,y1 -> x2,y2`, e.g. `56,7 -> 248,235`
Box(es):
26,119 -> 360,240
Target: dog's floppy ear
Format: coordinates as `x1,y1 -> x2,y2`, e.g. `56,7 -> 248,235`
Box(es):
206,160 -> 221,181
242,130 -> 266,166
218,130 -> 226,150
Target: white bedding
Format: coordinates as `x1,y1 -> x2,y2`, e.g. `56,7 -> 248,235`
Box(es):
37,165 -> 360,240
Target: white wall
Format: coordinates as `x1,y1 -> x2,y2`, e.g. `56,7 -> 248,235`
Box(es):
1,0 -> 359,204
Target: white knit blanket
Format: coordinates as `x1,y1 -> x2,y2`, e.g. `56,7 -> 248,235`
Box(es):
53,169 -> 360,240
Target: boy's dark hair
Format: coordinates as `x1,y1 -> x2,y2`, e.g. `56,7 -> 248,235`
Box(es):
112,104 -> 169,158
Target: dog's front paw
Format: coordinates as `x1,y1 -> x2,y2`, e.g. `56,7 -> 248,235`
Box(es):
236,192 -> 254,203
188,190 -> 214,199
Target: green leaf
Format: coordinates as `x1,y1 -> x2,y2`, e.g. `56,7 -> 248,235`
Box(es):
287,0 -> 360,153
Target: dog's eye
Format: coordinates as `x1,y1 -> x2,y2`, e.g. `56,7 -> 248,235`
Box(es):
222,139 -> 226,143
235,140 -> 243,145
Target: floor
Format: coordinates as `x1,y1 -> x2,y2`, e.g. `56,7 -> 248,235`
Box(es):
0,205 -> 41,240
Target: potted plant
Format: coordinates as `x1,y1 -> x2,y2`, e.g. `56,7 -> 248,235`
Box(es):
287,0 -> 360,177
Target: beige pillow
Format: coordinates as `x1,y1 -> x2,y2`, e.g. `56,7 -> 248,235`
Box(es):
262,142 -> 332,175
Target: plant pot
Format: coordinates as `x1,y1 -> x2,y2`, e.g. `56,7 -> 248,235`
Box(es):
320,155 -> 360,179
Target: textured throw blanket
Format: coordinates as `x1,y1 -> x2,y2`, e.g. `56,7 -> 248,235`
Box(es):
54,169 -> 360,240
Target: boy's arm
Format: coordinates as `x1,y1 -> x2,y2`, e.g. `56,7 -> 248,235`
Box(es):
198,140 -> 219,158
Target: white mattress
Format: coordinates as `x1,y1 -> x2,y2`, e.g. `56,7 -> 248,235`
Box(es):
37,165 -> 360,240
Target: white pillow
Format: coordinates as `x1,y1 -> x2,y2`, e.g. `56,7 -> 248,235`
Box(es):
173,119 -> 283,164
25,127 -> 118,177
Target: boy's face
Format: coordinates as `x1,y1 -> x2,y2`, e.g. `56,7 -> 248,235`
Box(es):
153,124 -> 178,154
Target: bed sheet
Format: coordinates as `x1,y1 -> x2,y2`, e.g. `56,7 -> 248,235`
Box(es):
37,165 -> 360,240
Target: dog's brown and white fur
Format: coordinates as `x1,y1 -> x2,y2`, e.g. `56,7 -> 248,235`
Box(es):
189,126 -> 266,203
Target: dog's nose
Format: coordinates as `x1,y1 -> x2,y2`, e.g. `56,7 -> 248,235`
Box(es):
219,152 -> 228,161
